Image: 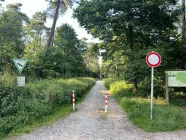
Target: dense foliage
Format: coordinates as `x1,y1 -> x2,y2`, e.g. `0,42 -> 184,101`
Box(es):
0,3 -> 98,138
0,2 -> 98,78
74,0 -> 185,96
0,77 -> 96,138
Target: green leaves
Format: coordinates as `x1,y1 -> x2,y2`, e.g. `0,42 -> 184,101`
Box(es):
74,0 -> 182,91
0,3 -> 29,71
0,77 -> 96,139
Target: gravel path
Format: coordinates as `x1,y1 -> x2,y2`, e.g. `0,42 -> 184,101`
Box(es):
9,80 -> 186,140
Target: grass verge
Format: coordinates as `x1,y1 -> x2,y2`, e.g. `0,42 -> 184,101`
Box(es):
103,78 -> 186,132
114,95 -> 186,132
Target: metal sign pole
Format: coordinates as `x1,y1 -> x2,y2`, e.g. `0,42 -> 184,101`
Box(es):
146,51 -> 161,120
150,67 -> 154,120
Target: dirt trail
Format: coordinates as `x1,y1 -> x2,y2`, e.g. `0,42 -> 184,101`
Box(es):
9,81 -> 186,140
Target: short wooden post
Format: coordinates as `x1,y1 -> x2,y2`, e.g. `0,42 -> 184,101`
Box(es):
165,72 -> 169,104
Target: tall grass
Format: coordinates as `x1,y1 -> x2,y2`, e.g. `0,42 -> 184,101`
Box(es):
118,97 -> 186,131
104,78 -> 186,132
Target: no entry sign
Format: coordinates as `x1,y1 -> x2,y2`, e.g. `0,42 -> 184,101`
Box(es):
146,51 -> 161,120
146,52 -> 161,67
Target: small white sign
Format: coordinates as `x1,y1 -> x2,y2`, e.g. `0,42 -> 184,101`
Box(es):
17,76 -> 25,86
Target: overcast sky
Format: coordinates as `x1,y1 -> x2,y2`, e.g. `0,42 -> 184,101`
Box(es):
1,0 -> 98,42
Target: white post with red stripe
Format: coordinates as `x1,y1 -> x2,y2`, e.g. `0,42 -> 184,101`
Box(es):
105,92 -> 108,112
72,90 -> 75,110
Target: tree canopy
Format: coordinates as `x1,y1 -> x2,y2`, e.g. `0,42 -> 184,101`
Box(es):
0,0 -> 185,95
73,0 -> 183,92
0,2 -> 95,79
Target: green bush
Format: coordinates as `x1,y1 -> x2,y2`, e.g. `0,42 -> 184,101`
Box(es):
103,78 -> 133,97
0,99 -> 52,138
17,99 -> 52,120
0,77 -> 96,139
0,71 -> 16,87
0,86 -> 27,117
104,78 -> 164,98
169,92 -> 186,107
138,77 -> 164,98
0,115 -> 19,136
109,81 -> 133,97
103,78 -> 118,89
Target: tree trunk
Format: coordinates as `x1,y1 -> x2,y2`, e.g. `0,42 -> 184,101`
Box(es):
45,0 -> 61,54
133,80 -> 138,93
128,25 -> 137,93
182,0 -> 186,46
128,25 -> 134,49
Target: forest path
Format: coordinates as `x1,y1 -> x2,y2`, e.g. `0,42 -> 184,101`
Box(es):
9,81 -> 186,140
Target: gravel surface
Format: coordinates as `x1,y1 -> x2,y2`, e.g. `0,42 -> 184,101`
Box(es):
9,80 -> 186,140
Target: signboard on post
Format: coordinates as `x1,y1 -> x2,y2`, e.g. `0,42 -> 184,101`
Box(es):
146,51 -> 161,120
165,70 -> 186,105
167,71 -> 186,87
12,58 -> 28,87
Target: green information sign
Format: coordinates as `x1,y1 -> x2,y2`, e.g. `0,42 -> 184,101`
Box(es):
168,71 -> 186,87
13,58 -> 28,74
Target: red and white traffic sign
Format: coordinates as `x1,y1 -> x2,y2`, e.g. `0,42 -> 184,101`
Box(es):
146,52 -> 161,67
146,51 -> 161,120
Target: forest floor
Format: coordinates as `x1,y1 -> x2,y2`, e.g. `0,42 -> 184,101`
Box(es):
8,80 -> 186,140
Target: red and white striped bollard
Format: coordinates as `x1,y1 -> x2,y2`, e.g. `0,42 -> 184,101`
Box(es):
72,90 -> 75,110
105,92 -> 108,112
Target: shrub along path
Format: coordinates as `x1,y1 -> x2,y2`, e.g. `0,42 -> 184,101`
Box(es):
9,81 -> 186,140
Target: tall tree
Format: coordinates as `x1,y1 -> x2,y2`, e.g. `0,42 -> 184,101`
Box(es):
24,11 -> 48,72
0,3 -> 28,71
83,42 -> 99,76
45,0 -> 74,54
54,23 -> 85,75
36,23 -> 86,78
182,0 -> 186,46
74,0 -> 180,90
25,11 -> 48,44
